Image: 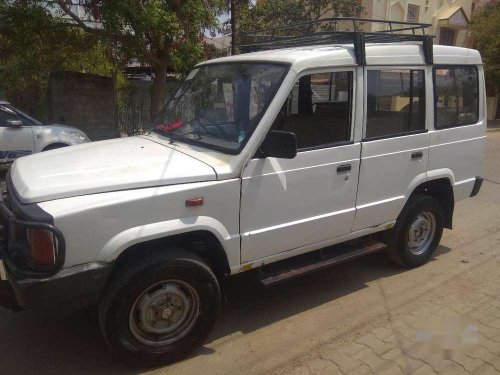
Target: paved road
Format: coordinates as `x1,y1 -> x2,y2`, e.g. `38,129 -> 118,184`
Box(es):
1,133 -> 499,375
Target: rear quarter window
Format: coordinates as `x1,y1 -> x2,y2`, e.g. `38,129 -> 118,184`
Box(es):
434,66 -> 479,129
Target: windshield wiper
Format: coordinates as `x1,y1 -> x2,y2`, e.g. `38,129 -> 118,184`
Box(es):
168,133 -> 184,144
167,130 -> 203,144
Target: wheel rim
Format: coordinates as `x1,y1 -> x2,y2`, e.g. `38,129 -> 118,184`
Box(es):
129,280 -> 200,347
407,211 -> 436,256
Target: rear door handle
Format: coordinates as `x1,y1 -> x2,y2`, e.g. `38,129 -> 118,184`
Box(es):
337,164 -> 352,173
411,151 -> 423,160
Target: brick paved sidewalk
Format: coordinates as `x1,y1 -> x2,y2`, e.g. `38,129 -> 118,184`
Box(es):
280,254 -> 500,375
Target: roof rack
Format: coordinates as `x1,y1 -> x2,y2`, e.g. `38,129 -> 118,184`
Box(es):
239,18 -> 434,65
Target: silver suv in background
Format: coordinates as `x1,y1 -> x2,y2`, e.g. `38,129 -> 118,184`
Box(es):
0,101 -> 90,164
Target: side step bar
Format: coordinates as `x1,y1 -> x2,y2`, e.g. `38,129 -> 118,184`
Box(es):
259,240 -> 387,287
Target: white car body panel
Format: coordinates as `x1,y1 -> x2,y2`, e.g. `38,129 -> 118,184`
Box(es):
6,44 -> 486,276
241,143 -> 360,262
0,127 -> 34,162
10,136 -> 216,203
352,132 -> 430,231
38,179 -> 241,270
238,220 -> 396,271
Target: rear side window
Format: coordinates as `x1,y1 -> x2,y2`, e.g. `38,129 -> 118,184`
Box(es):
434,66 -> 479,128
366,69 -> 426,139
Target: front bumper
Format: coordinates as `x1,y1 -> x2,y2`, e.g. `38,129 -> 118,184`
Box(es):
0,261 -> 112,312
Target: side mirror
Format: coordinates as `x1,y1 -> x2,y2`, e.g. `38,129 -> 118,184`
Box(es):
6,119 -> 22,128
257,130 -> 297,159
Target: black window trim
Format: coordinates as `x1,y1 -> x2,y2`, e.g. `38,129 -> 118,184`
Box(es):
433,64 -> 480,130
363,67 -> 427,141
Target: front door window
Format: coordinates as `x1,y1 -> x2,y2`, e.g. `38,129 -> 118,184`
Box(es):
273,72 -> 352,149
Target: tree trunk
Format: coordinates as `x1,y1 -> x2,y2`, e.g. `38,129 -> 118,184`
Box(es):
231,0 -> 239,55
231,0 -> 238,55
151,64 -> 168,120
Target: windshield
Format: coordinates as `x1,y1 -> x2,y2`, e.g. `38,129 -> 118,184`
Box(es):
12,106 -> 44,125
151,62 -> 288,153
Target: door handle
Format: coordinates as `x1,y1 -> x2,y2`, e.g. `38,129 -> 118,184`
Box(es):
337,164 -> 352,173
411,151 -> 423,160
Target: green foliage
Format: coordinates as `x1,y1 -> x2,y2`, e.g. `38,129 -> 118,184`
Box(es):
0,0 -> 225,118
76,0 -> 223,70
58,0 -> 226,115
230,0 -> 364,37
470,1 -> 500,91
203,42 -> 230,60
0,2 -> 121,119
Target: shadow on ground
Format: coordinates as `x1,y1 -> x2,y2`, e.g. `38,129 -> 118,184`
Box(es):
0,246 -> 451,374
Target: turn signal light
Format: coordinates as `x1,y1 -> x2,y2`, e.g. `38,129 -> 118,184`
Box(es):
186,197 -> 204,207
27,229 -> 56,266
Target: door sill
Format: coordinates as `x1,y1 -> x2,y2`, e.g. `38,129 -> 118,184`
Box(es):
258,238 -> 387,286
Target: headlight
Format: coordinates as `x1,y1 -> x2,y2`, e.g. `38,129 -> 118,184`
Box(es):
68,131 -> 90,143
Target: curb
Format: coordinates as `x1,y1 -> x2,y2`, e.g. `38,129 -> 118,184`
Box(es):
487,128 -> 500,132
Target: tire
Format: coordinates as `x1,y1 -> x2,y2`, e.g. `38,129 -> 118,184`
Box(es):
385,194 -> 444,268
98,248 -> 221,367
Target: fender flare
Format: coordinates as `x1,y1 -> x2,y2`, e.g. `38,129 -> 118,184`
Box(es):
426,168 -> 456,186
403,169 -> 456,201
95,215 -> 239,267
403,168 -> 455,229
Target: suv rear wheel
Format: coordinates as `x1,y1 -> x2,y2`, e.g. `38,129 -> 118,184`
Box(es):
98,248 -> 221,367
385,194 -> 444,267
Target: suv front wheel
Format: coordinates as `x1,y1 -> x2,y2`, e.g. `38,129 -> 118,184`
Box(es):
98,248 -> 221,367
386,194 -> 444,268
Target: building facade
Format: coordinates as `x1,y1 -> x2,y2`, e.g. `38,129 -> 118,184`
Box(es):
257,0 -> 490,47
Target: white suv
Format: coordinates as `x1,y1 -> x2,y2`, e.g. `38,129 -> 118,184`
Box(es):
0,25 -> 486,366
0,101 -> 90,164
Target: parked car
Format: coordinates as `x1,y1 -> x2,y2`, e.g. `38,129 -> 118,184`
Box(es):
0,21 -> 486,366
0,101 -> 90,164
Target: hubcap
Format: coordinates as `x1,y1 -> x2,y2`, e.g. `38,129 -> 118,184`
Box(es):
129,280 -> 200,347
408,211 -> 436,256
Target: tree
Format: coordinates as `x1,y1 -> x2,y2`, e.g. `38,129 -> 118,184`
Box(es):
228,0 -> 364,48
54,0 -> 225,118
229,0 -> 249,55
303,0 -> 364,21
470,0 -> 500,95
0,1 -> 118,118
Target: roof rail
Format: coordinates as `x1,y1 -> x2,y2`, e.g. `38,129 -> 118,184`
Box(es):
239,17 -> 434,65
